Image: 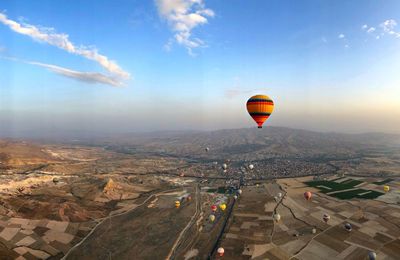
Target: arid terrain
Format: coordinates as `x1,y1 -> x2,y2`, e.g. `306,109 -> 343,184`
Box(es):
0,127 -> 399,259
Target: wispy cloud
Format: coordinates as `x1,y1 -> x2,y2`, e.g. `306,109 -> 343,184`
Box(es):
380,19 -> 400,37
338,33 -> 349,48
2,56 -> 123,87
367,27 -> 375,33
30,62 -> 123,87
0,12 -> 130,86
362,19 -> 400,39
155,0 -> 214,55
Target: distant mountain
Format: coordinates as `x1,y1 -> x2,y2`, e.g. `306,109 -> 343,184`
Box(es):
96,127 -> 400,161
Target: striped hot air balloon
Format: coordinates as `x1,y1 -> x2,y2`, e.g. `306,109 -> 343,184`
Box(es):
246,94 -> 274,128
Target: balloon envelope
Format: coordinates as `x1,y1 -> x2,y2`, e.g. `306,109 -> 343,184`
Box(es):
304,191 -> 312,200
209,214 -> 216,222
219,204 -> 227,211
383,185 -> 390,192
368,251 -> 377,260
345,223 -> 352,231
323,213 -> 330,223
246,94 -> 274,128
249,164 -> 254,170
273,213 -> 281,222
217,247 -> 224,256
211,205 -> 217,212
175,201 -> 180,208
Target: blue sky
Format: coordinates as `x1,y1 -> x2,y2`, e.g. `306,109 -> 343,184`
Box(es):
1,0 -> 400,136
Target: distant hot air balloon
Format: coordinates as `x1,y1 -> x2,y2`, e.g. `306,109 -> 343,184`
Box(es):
219,204 -> 227,211
323,213 -> 330,223
53,178 -> 60,184
304,191 -> 312,201
344,223 -> 352,232
211,205 -> 217,212
175,201 -> 181,208
311,228 -> 317,234
274,196 -> 278,202
217,247 -> 225,257
205,147 -> 210,152
383,185 -> 390,192
368,251 -> 377,260
277,192 -> 282,199
246,94 -> 274,128
249,164 -> 254,170
238,189 -> 243,195
222,164 -> 228,170
209,214 -> 216,222
233,195 -> 238,200
273,213 -> 281,222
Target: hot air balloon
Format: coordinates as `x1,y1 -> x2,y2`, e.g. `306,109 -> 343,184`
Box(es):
344,223 -> 352,232
246,94 -> 274,128
238,189 -> 243,195
219,204 -> 227,211
304,191 -> 312,201
273,213 -> 281,222
312,228 -> 317,234
368,251 -> 377,260
175,201 -> 181,208
205,147 -> 210,152
274,196 -> 278,202
249,164 -> 254,170
53,178 -> 60,184
323,213 -> 330,223
222,164 -> 228,170
211,205 -> 217,212
383,185 -> 390,192
233,195 -> 238,200
209,214 -> 216,222
277,192 -> 282,199
217,247 -> 225,257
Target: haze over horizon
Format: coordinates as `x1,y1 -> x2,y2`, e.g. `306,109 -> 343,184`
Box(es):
1,0 -> 400,136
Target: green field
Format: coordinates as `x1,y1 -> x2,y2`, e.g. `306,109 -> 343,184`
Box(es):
304,179 -> 363,194
373,179 -> 393,185
304,179 -> 384,200
329,189 -> 383,200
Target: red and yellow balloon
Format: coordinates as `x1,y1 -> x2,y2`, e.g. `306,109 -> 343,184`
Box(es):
246,94 -> 274,128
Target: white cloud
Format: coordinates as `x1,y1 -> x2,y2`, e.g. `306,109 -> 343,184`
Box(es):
338,34 -> 345,39
367,27 -> 375,33
380,19 -> 400,38
376,35 -> 380,40
29,62 -> 123,87
380,19 -> 397,33
0,12 -> 130,84
155,0 -> 214,54
1,56 -> 122,87
361,24 -> 368,30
